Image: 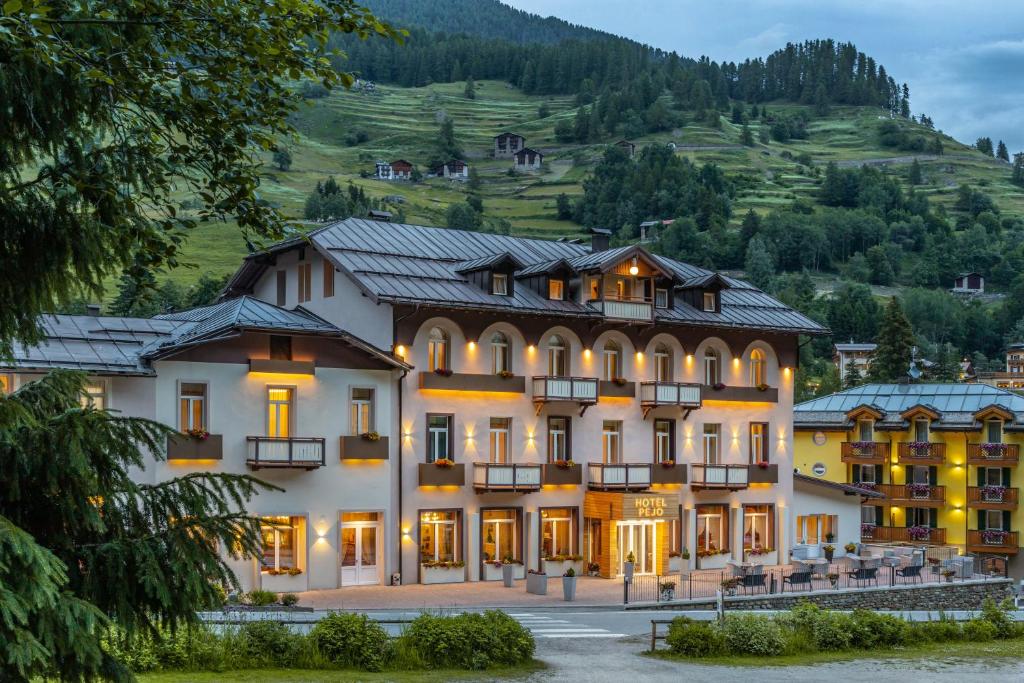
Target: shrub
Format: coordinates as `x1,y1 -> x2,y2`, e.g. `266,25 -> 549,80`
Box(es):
980,598 -> 1014,639
235,621 -> 303,667
810,612 -> 853,651
909,618 -> 962,643
246,589 -> 278,606
962,619 -> 997,642
310,613 -> 392,672
722,614 -> 785,656
849,609 -> 908,649
401,611 -> 534,670
280,593 -> 299,607
666,618 -> 725,657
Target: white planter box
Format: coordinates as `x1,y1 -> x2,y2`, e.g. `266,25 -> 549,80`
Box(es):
669,556 -> 683,572
526,572 -> 548,595
481,563 -> 524,581
745,550 -> 778,566
543,559 -> 582,577
421,565 -> 465,585
260,571 -> 308,593
696,553 -> 730,570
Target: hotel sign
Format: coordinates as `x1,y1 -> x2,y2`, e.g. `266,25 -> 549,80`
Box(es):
633,496 -> 667,518
622,492 -> 678,521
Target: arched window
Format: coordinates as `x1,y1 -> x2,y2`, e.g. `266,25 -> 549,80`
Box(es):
654,343 -> 672,382
749,348 -> 766,386
703,347 -> 720,385
602,340 -> 622,381
547,335 -> 567,377
491,332 -> 510,374
427,327 -> 449,372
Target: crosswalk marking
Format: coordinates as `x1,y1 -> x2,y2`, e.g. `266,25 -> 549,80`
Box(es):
508,613 -> 624,639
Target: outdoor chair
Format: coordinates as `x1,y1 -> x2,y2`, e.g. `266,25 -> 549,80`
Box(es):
782,570 -> 813,592
846,566 -> 878,588
728,561 -> 746,578
895,563 -> 923,584
741,565 -> 767,594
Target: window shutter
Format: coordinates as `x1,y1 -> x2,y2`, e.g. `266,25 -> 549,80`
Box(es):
1002,468 -> 1012,487
977,509 -> 985,530
874,506 -> 883,526
928,466 -> 937,486
851,465 -> 861,483
1003,510 -> 1012,531
874,464 -> 883,483
977,467 -> 984,487
928,508 -> 937,528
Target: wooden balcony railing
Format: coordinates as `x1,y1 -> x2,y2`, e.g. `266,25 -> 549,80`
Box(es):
246,437 -> 325,470
877,483 -> 945,506
860,526 -> 947,544
966,443 -> 1020,465
966,529 -> 1019,554
473,463 -> 542,492
967,486 -> 1019,509
840,441 -> 890,464
639,382 -> 702,409
589,297 -> 653,322
587,463 -> 652,491
690,464 -> 750,490
532,376 -> 599,404
897,441 -> 946,464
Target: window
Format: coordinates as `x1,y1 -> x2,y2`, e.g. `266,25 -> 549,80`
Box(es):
276,270 -> 287,306
702,424 -> 720,464
795,514 -> 837,545
548,279 -> 565,300
420,510 -> 458,563
0,374 -> 11,394
602,341 -> 622,380
979,466 -> 1007,487
857,419 -> 874,442
589,277 -> 599,301
179,382 -> 207,431
654,343 -> 672,381
351,388 -> 374,435
853,464 -> 880,485
984,509 -> 1006,531
482,509 -> 518,562
270,335 -> 292,361
654,419 -> 674,463
986,419 -> 1003,444
541,507 -> 576,558
492,273 -> 509,296
703,348 -> 720,385
696,505 -> 728,553
297,262 -> 312,303
547,335 -> 567,377
427,327 -> 449,372
749,422 -> 769,464
668,519 -> 681,555
703,291 -> 716,312
489,418 -> 510,463
260,516 -> 304,572
602,421 -> 621,464
655,288 -> 668,309
82,381 -> 107,410
426,414 -> 452,463
267,387 -> 293,437
547,416 -> 570,462
749,348 -> 766,386
743,504 -> 774,551
323,263 -> 335,298
491,332 -> 510,374
907,507 -> 936,528
861,505 -> 882,525
913,417 -> 929,442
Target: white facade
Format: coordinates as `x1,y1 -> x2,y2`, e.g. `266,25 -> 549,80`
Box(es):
792,475 -> 870,554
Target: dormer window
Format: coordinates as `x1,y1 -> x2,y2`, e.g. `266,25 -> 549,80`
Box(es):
913,417 -> 929,442
492,273 -> 509,296
548,279 -> 564,300
857,419 -> 874,442
986,419 -> 1003,444
703,292 -> 717,312
655,288 -> 668,309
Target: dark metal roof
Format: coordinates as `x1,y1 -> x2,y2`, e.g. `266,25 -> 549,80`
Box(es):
453,252 -> 525,274
794,472 -> 885,499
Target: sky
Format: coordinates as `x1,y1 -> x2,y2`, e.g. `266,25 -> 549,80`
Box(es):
504,0 -> 1024,154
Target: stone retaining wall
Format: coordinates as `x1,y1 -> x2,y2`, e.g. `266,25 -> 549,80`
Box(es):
643,579 -> 1013,611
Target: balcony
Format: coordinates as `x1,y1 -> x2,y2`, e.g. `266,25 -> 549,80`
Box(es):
966,443 -> 1019,465
246,437 -> 325,470
166,433 -> 223,461
897,441 -> 946,464
639,382 -> 702,415
651,463 -> 688,485
418,462 -> 466,487
589,297 -> 653,322
339,435 -> 389,461
861,526 -> 947,544
473,463 -> 542,493
966,529 -> 1019,554
877,483 -> 945,507
967,486 -> 1019,510
841,441 -> 890,464
532,376 -> 599,413
419,371 -> 526,393
541,462 -> 582,486
690,464 -> 750,490
587,463 -> 652,491
701,384 -> 778,403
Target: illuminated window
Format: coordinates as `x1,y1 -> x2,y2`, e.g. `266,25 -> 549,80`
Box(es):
547,335 -> 567,377
547,416 -> 570,462
589,278 -> 599,301
702,424 -> 720,464
548,279 -> 564,300
260,516 -> 304,572
602,420 -> 621,464
426,414 -> 452,463
703,292 -> 716,312
703,348 -> 720,385
602,340 -> 622,380
749,422 -> 768,464
82,381 -> 108,410
179,382 -> 207,431
795,514 -> 837,545
743,504 -> 774,551
491,332 -> 510,374
696,504 -> 727,553
482,509 -> 518,563
267,387 -> 292,437
351,388 -> 374,435
427,327 -> 449,372
749,348 -> 766,386
653,343 -> 672,381
489,417 -> 510,464
492,273 -> 509,296
541,507 -> 576,557
654,419 -> 674,463
0,374 -> 12,395
420,510 -> 458,563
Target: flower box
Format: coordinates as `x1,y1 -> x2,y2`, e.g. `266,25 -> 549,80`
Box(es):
543,558 -> 582,577
421,563 -> 465,584
481,562 -> 524,582
260,570 -> 308,593
981,529 -> 1009,545
541,462 -> 582,485
981,485 -> 1006,502
668,555 -> 683,572
908,483 -> 932,500
744,549 -> 777,566
166,433 -> 224,460
418,463 -> 465,486
526,571 -> 548,595
339,435 -> 389,460
696,551 -> 730,570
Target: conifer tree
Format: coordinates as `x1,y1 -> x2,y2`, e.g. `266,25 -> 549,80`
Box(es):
843,358 -> 862,389
908,158 -> 923,185
870,297 -> 916,381
740,124 -> 755,146
996,140 -> 1010,162
464,75 -> 476,99
272,147 -> 293,171
1012,153 -> 1024,187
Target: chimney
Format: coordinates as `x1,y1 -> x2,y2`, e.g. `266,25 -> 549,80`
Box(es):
86,304 -> 101,316
589,228 -> 612,253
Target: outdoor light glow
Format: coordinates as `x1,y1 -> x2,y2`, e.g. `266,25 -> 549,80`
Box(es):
636,351 -> 643,360
395,345 -> 406,356
583,349 -> 591,358
685,354 -> 694,364
629,256 -> 639,276
468,341 -> 476,350
527,344 -> 536,353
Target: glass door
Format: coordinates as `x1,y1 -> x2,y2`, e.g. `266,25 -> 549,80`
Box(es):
341,513 -> 380,586
617,521 -> 658,575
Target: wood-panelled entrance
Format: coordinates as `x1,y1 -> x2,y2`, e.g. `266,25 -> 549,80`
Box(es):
583,491 -> 680,578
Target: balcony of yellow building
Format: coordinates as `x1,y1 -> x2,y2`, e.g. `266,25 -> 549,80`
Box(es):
840,441 -> 890,464
966,485 -> 1019,510
876,483 -> 945,507
966,443 -> 1019,466
896,441 -> 946,465
966,529 -> 1019,555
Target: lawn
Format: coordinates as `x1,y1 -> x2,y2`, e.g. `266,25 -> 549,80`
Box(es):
139,661 -> 545,682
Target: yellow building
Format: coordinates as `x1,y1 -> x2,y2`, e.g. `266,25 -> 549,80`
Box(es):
794,384 -> 1021,576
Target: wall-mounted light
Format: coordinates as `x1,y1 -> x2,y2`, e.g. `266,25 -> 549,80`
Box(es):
583,348 -> 591,359
636,351 -> 644,360
783,367 -> 791,377
395,345 -> 406,357
685,354 -> 694,364
527,344 -> 536,353
629,257 -> 639,276
467,341 -> 476,350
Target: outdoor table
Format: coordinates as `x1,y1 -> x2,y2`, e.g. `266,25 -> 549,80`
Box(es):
802,558 -> 829,576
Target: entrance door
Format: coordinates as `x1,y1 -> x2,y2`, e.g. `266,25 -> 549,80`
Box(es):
617,521 -> 657,575
341,514 -> 380,586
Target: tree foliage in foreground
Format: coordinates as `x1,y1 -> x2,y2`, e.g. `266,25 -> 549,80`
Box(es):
0,372 -> 277,681
0,0 -> 401,357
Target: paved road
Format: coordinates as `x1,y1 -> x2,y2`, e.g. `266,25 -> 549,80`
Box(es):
507,612 -> 626,639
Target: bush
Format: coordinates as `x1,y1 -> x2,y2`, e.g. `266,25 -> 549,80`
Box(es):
909,618 -> 962,643
810,612 -> 853,651
310,613 -> 392,672
246,589 -> 278,606
280,593 -> 299,607
722,614 -> 785,656
849,609 -> 908,649
980,598 -> 1014,639
402,611 -> 534,670
963,619 -> 997,642
666,618 -> 725,657
235,621 -> 303,667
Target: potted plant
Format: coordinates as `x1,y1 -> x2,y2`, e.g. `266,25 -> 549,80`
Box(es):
981,529 -> 1009,545
612,376 -> 628,386
941,568 -> 956,583
756,382 -> 770,392
421,559 -> 465,584
711,382 -> 726,391
659,580 -> 676,602
660,459 -> 676,468
981,485 -> 1006,503
434,458 -> 455,468
980,442 -> 1005,457
501,556 -> 519,587
433,367 -> 453,377
185,428 -> 210,441
824,532 -> 835,544
562,567 -> 577,601
555,459 -> 575,469
720,577 -> 740,596
360,431 -> 381,442
623,551 -> 636,580
843,542 -> 857,554
907,441 -> 930,457
497,369 -> 515,379
681,548 -> 690,560
907,525 -> 931,542
908,483 -> 932,499
827,572 -> 839,588
822,544 -> 835,562
668,550 -> 682,572
526,568 -> 548,595
543,554 -> 583,577
586,562 -> 600,577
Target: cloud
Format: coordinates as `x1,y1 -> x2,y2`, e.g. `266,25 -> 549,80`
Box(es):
734,23 -> 793,56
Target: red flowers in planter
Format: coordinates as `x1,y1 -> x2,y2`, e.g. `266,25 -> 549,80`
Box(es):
434,458 -> 455,468
360,431 -> 381,442
554,459 -> 575,469
433,368 -> 453,377
660,460 -> 676,468
185,428 -> 210,441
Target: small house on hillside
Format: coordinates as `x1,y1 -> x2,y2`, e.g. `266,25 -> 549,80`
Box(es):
367,209 -> 393,222
375,160 -> 414,181
513,147 -> 543,171
431,159 -> 469,180
952,272 -> 984,295
494,132 -> 525,158
615,140 -> 636,158
639,219 -> 674,243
